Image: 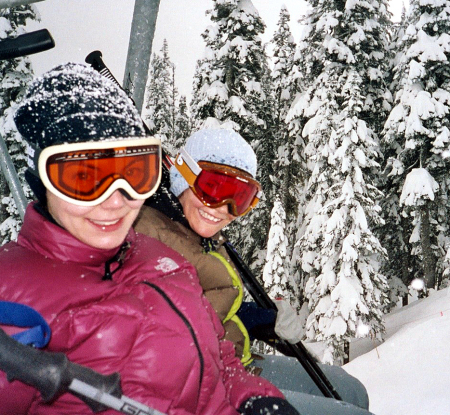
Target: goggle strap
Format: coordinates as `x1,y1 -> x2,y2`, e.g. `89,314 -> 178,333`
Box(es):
174,148 -> 201,186
25,142 -> 42,177
163,153 -> 174,170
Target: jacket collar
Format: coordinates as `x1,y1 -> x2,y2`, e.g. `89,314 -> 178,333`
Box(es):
18,202 -> 135,268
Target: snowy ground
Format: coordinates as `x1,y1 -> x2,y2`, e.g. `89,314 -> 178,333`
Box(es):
338,287 -> 450,415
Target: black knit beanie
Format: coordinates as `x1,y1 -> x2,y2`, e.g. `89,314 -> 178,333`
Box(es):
14,62 -> 145,204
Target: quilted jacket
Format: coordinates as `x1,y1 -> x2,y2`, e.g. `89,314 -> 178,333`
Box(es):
0,203 -> 283,414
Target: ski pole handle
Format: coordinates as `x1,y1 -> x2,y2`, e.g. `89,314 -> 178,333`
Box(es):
0,328 -> 121,411
85,50 -> 123,91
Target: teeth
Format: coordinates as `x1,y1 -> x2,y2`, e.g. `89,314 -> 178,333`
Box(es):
91,219 -> 120,226
199,210 -> 221,223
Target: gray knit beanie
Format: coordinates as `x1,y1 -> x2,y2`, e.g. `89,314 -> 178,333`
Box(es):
170,129 -> 257,197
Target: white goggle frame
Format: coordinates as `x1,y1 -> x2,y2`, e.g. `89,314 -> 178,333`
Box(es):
37,137 -> 162,206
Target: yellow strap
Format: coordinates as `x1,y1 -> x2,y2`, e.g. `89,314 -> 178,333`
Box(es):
230,314 -> 253,366
208,251 -> 243,322
208,251 -> 252,365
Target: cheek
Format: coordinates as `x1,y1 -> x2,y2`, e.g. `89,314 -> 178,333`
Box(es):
131,200 -> 145,213
48,200 -> 93,227
127,199 -> 145,210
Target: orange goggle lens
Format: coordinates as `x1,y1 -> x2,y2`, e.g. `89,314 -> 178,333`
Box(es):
193,161 -> 261,216
45,144 -> 160,203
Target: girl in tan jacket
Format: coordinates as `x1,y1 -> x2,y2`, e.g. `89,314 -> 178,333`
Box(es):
134,128 -> 372,415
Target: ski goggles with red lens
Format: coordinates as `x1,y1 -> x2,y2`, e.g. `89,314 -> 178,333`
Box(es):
173,148 -> 262,217
30,137 -> 161,206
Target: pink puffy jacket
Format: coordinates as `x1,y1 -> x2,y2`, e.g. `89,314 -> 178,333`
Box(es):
0,204 -> 283,414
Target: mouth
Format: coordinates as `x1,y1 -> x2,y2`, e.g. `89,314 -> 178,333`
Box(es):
88,218 -> 123,231
199,209 -> 222,223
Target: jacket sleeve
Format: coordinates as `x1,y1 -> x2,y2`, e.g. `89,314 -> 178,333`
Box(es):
201,297 -> 285,409
219,336 -> 285,407
0,372 -> 36,415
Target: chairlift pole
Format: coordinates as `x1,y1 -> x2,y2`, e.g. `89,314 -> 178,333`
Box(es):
0,27 -> 54,221
123,0 -> 161,114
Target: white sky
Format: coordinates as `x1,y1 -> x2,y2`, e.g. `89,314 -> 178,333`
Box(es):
27,0 -> 307,101
27,0 -> 403,103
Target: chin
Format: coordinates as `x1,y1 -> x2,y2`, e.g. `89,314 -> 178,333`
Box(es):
93,237 -> 126,250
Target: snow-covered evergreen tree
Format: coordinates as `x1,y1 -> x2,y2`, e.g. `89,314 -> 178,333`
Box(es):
0,6 -> 37,245
144,39 -> 179,155
288,0 -> 392,363
262,196 -> 293,300
375,8 -> 411,310
173,95 -> 191,150
270,6 -> 302,255
191,0 -> 275,271
382,0 -> 450,290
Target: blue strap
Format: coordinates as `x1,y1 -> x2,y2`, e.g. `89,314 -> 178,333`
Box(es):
0,301 -> 51,348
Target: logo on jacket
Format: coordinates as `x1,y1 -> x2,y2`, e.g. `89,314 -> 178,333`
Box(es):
155,257 -> 179,272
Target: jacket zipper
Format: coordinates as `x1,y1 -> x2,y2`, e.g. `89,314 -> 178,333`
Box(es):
142,282 -> 204,402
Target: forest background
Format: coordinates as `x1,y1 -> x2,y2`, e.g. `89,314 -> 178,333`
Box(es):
1,0 -> 448,365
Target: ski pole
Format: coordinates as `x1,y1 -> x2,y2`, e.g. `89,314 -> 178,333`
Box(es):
85,50 -> 127,95
224,242 -> 343,401
86,51 -> 176,175
85,50 -> 153,135
0,328 -> 164,414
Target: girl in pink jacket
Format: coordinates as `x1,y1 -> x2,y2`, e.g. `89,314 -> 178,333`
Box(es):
0,63 -> 298,415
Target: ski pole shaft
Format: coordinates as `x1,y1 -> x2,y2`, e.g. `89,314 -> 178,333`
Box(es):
224,242 -> 343,401
69,379 -> 164,415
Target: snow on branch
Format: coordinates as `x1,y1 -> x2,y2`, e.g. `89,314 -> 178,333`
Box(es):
400,168 -> 439,206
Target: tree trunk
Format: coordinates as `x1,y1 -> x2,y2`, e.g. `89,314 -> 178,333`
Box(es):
420,205 -> 436,289
343,340 -> 350,364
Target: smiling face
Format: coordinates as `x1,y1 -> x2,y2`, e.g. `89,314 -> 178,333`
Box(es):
179,188 -> 237,238
47,189 -> 144,250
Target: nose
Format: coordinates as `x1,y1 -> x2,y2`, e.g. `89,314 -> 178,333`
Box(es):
216,204 -> 230,214
100,190 -> 127,209
215,202 -> 236,218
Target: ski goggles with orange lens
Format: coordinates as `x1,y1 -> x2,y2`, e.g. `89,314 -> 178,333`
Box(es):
174,148 -> 262,216
30,137 -> 162,206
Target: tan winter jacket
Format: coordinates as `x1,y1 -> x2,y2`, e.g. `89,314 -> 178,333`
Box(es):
135,205 -> 252,364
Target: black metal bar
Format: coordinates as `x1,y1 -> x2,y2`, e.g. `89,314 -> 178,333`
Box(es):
0,29 -> 54,61
224,241 -> 343,401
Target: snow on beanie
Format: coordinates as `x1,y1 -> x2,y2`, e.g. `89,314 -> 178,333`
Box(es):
13,62 -> 145,203
14,62 -> 145,149
170,129 -> 257,197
